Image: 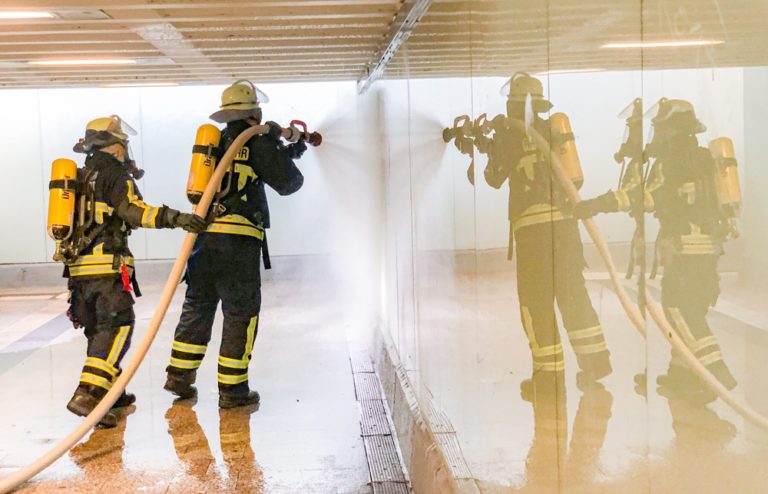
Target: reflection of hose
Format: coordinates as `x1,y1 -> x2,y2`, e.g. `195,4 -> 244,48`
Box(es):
644,295 -> 768,429
0,123 -> 274,493
515,119 -> 768,431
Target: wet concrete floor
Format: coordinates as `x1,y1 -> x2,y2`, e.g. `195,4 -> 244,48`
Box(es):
0,273 -> 372,493
415,268 -> 768,493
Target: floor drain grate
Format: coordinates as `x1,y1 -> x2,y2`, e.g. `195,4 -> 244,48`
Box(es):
350,352 -> 411,493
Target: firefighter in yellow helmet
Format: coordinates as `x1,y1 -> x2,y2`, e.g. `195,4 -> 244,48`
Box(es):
164,80 -> 305,408
63,115 -> 206,428
473,72 -> 612,394
574,98 -> 738,404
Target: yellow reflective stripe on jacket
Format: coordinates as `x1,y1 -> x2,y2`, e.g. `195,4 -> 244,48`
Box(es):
207,214 -> 265,239
126,180 -> 160,228
513,204 -> 568,232
614,190 -> 631,212
68,254 -> 134,277
678,233 -> 720,255
235,162 -> 258,191
94,201 -> 114,224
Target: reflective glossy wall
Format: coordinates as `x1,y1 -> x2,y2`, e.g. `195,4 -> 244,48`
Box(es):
377,0 -> 768,491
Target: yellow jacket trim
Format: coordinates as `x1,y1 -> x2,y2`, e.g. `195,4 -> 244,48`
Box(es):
94,201 -> 115,224
614,190 -> 631,212
68,252 -> 134,277
172,340 -> 208,355
513,204 -> 568,232
207,214 -> 264,239
126,180 -> 159,228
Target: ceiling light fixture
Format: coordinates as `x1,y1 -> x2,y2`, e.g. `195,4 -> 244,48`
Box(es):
602,40 -> 724,49
0,11 -> 55,19
28,59 -> 137,66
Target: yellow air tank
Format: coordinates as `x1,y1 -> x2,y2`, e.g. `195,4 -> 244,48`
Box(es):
550,112 -> 584,189
187,124 -> 222,204
47,158 -> 78,261
709,137 -> 742,218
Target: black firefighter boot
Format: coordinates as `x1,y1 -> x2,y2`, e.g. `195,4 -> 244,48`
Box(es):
164,369 -> 198,399
67,384 -> 119,429
113,391 -> 136,409
219,383 -> 260,409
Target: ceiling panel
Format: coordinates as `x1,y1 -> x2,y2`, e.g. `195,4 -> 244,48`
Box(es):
1,0 -> 766,88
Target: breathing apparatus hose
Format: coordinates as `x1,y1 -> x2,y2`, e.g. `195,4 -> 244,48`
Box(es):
512,119 -> 768,432
0,123 -> 273,493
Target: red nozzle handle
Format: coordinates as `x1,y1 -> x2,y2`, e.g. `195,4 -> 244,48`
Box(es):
290,119 -> 322,147
290,120 -> 308,133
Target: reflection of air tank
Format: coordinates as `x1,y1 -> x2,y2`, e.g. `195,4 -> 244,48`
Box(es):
549,113 -> 584,189
187,124 -> 222,204
47,158 -> 78,261
708,137 -> 742,218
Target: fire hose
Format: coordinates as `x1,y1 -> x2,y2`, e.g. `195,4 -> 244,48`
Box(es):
0,121 -> 319,493
511,120 -> 768,431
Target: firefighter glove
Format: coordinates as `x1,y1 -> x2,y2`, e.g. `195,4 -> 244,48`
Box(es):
173,212 -> 208,233
286,139 -> 307,159
572,192 -> 619,219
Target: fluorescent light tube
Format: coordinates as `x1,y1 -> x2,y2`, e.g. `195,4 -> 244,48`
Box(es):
602,40 -> 724,49
0,11 -> 55,19
28,59 -> 137,66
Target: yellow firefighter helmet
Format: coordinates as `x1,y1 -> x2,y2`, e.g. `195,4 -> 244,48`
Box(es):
210,79 -> 269,123
74,114 -> 136,153
501,72 -> 553,112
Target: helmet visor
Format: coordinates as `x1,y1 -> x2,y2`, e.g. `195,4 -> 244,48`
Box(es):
618,97 -> 643,120
110,114 -> 137,137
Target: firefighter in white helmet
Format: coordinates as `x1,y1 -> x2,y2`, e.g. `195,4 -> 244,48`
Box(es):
164,80 -> 306,408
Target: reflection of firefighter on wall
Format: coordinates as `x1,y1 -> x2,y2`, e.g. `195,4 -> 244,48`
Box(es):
575,98 -> 741,404
444,72 -> 612,391
47,116 -> 207,428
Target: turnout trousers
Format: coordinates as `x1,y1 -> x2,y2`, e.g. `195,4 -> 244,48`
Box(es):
167,233 -> 262,393
67,275 -> 136,395
661,252 -> 736,390
513,217 -> 611,381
